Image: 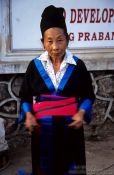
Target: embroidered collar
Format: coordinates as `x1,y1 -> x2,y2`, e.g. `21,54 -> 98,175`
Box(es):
38,49 -> 76,66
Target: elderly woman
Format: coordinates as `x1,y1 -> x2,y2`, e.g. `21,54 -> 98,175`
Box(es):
19,5 -> 95,175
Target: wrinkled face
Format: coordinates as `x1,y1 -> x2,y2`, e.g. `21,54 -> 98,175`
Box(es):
42,27 -> 68,60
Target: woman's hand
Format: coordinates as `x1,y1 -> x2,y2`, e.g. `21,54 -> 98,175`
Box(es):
25,112 -> 39,132
68,110 -> 85,128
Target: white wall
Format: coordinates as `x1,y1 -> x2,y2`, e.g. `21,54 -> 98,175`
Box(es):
0,0 -> 114,73
10,0 -> 114,50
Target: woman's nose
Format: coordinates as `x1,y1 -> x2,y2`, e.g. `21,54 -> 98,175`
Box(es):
52,42 -> 59,50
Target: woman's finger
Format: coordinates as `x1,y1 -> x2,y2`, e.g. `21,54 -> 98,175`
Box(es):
68,120 -> 83,127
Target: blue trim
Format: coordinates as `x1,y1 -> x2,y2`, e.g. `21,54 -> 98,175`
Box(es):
40,95 -> 68,101
79,99 -> 92,112
34,58 -> 55,93
79,99 -> 93,123
57,64 -> 75,93
34,57 -> 78,95
73,55 -> 79,63
18,102 -> 32,123
17,169 -> 32,175
18,110 -> 25,123
22,102 -> 32,113
57,55 -> 78,93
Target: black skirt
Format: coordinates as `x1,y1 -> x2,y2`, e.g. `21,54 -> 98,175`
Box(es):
31,117 -> 86,175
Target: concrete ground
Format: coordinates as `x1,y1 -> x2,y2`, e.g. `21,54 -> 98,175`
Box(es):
0,135 -> 114,175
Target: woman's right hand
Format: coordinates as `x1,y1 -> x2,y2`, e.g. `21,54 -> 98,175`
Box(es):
25,112 -> 39,132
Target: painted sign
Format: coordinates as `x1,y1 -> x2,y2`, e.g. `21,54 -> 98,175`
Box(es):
10,0 -> 114,50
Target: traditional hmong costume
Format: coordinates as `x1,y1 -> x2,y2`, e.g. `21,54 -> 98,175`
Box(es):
19,5 -> 95,175
19,49 -> 95,175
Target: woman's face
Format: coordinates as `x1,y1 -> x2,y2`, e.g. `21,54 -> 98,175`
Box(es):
43,27 -> 68,60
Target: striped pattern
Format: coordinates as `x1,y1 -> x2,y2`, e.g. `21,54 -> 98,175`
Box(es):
33,95 -> 78,119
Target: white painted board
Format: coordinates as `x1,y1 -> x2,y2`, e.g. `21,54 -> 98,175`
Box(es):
10,0 -> 114,50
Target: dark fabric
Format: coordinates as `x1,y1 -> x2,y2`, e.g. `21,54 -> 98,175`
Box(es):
31,125 -> 41,175
40,5 -> 67,36
19,57 -> 95,175
31,117 -> 86,175
19,58 -> 95,104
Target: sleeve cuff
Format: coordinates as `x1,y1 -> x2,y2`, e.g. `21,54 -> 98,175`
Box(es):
22,102 -> 32,113
18,102 -> 32,123
79,99 -> 93,123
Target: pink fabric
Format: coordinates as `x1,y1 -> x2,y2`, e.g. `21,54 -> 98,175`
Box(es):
33,97 -> 76,112
32,96 -> 78,119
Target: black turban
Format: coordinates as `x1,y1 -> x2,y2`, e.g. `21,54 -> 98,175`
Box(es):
40,5 -> 68,36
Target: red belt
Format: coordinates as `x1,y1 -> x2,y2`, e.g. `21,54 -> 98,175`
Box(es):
33,97 -> 78,119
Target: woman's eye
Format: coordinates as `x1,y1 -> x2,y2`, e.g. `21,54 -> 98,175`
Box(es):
48,40 -> 52,43
58,39 -> 65,42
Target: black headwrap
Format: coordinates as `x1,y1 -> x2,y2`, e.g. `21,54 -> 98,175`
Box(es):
40,5 -> 68,37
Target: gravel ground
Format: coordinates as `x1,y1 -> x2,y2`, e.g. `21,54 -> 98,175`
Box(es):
0,134 -> 114,175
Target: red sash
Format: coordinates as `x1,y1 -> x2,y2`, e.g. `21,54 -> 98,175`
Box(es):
33,95 -> 78,119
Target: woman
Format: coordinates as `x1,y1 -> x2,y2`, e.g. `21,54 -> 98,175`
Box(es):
19,5 -> 95,175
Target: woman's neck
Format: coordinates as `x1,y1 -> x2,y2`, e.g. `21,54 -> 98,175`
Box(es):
50,54 -> 65,64
49,56 -> 64,74
50,57 -> 63,65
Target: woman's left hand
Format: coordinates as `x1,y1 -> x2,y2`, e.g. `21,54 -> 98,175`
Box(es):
68,110 -> 85,128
